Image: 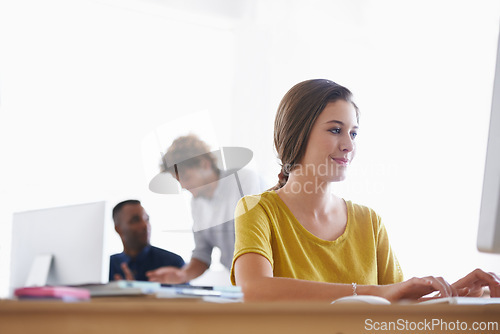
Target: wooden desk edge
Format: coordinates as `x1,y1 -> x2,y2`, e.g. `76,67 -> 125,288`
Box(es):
1,299 -> 499,316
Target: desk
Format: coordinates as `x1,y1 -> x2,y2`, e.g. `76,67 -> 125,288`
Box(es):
0,298 -> 499,334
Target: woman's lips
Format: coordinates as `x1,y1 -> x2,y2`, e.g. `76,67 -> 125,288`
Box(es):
332,157 -> 349,166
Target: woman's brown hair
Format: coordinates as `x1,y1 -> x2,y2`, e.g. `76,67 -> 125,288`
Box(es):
271,79 -> 359,190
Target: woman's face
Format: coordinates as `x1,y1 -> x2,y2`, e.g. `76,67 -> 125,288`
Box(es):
298,99 -> 358,182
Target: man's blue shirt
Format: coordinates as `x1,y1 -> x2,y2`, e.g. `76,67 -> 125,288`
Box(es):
109,245 -> 185,281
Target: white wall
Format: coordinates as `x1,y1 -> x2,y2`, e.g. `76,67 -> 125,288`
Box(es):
1,0 -> 500,297
0,0 -> 239,295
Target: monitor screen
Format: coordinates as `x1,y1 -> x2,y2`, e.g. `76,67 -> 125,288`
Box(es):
477,25 -> 500,254
9,201 -> 110,295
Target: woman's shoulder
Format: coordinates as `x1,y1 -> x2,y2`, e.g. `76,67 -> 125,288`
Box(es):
239,190 -> 279,205
344,200 -> 382,226
236,191 -> 282,216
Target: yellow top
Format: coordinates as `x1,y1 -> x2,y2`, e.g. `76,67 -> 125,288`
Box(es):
230,191 -> 403,285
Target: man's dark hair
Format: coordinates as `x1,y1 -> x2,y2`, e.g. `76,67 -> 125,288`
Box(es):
112,199 -> 141,225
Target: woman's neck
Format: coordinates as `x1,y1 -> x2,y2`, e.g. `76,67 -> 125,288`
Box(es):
277,170 -> 338,216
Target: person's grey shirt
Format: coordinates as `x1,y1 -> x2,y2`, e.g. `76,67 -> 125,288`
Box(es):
190,169 -> 262,270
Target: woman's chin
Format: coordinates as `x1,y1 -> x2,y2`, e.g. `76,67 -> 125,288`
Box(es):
329,174 -> 347,182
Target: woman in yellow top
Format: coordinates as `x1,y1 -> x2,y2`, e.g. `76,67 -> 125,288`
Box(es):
231,79 -> 500,302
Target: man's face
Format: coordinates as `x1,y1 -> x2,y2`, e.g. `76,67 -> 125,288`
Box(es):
176,160 -> 215,198
116,204 -> 150,250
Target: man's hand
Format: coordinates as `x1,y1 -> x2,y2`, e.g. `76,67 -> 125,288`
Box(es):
113,262 -> 135,281
146,266 -> 188,284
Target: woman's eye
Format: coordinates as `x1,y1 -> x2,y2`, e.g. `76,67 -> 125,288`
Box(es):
329,128 -> 341,134
351,132 -> 358,139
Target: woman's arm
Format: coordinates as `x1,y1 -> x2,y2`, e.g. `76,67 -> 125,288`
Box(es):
234,253 -> 457,302
234,253 -> 363,301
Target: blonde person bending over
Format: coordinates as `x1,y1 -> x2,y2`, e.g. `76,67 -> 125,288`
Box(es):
231,79 -> 500,302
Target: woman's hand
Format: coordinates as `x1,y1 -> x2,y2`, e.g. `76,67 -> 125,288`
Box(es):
452,269 -> 500,297
378,276 -> 457,302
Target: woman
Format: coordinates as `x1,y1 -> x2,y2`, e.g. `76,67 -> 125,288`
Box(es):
231,79 -> 500,302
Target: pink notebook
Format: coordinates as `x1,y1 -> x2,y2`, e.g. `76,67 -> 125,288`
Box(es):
14,286 -> 90,301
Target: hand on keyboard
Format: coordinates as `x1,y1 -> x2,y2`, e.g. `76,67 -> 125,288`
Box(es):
451,269 -> 500,298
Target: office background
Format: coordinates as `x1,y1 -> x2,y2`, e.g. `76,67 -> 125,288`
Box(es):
1,0 -> 500,297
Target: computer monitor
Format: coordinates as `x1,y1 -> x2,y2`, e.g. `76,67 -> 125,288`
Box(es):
477,26 -> 500,254
9,201 -> 110,295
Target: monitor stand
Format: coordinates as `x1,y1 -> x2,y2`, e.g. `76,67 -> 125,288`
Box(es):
25,254 -> 53,287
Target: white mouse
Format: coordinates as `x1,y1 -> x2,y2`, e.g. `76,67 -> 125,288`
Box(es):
331,295 -> 391,305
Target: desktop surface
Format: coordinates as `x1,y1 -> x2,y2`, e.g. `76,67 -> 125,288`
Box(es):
1,298 -> 499,334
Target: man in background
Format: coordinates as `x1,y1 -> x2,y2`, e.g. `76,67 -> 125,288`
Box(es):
110,199 -> 185,281
146,134 -> 262,284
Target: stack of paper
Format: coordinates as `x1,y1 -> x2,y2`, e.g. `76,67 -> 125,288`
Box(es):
76,280 -> 161,297
157,284 -> 243,302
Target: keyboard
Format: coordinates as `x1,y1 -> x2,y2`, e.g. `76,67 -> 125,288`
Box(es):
419,297 -> 500,305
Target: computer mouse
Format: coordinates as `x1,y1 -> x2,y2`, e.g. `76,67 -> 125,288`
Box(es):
331,295 -> 391,305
